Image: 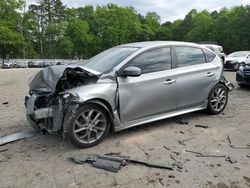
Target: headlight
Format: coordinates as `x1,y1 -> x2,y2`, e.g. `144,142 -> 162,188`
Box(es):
238,66 -> 244,74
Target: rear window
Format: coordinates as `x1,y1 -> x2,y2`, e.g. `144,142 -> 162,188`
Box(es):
203,49 -> 216,62
175,47 -> 206,67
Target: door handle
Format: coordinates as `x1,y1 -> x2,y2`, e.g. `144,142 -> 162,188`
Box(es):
206,72 -> 215,77
163,79 -> 176,85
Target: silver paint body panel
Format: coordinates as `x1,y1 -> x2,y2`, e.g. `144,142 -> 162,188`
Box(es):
66,42 -> 223,132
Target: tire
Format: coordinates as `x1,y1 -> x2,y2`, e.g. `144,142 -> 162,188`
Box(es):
207,84 -> 228,114
68,104 -> 110,148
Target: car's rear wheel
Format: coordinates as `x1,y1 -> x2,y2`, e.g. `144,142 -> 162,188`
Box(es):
68,104 -> 110,148
207,84 -> 228,114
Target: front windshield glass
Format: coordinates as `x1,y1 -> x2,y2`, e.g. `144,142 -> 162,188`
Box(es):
228,51 -> 249,57
82,47 -> 138,73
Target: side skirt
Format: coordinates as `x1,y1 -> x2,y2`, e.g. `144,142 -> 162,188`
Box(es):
114,101 -> 208,132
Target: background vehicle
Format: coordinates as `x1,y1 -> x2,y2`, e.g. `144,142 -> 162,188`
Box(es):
200,44 -> 226,63
236,63 -> 250,87
25,41 -> 233,148
224,51 -> 250,70
2,59 -> 13,68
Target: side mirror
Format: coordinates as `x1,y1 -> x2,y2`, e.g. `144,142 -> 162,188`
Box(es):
120,66 -> 141,77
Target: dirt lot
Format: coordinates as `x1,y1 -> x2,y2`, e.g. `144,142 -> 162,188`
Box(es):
0,68 -> 249,188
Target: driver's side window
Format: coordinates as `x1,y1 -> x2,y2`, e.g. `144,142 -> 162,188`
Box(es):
125,47 -> 172,74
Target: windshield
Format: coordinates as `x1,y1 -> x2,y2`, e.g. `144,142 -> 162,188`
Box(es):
82,47 -> 138,73
228,51 -> 249,57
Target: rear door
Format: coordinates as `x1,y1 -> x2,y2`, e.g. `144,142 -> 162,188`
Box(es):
117,47 -> 178,123
173,46 -> 219,110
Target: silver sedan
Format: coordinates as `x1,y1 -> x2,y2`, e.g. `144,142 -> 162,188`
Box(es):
25,41 -> 233,148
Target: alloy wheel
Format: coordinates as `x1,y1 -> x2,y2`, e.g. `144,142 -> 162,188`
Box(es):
210,87 -> 227,112
73,109 -> 107,144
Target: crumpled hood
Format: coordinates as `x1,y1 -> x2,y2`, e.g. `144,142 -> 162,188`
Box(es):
29,65 -> 100,94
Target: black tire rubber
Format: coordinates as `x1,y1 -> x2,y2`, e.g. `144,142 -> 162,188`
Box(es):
68,104 -> 110,148
207,84 -> 228,115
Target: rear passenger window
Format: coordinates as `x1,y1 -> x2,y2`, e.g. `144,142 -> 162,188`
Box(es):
126,47 -> 171,74
175,47 -> 206,67
203,49 -> 216,62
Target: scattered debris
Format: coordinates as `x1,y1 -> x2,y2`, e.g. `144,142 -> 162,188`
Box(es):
230,145 -> 250,149
158,178 -> 164,186
164,146 -> 170,150
185,149 -> 225,158
0,148 -> 8,153
227,135 -> 232,145
195,154 -> 225,158
170,154 -> 177,162
72,154 -> 175,173
243,176 -> 250,184
185,150 -> 203,156
137,144 -> 150,158
0,131 -> 38,146
168,175 -> 175,178
2,102 -> 8,105
163,146 -> 181,156
176,116 -> 189,125
179,131 -> 185,134
177,137 -> 196,146
195,125 -> 208,129
226,135 -> 250,149
172,162 -> 183,170
225,156 -> 237,164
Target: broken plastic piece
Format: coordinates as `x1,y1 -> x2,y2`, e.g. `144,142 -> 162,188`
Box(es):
225,156 -> 237,164
0,131 -> 38,146
92,159 -> 122,173
195,125 -> 208,129
71,154 -> 174,173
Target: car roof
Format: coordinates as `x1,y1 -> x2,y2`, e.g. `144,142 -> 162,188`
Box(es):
118,41 -> 203,49
200,44 -> 222,48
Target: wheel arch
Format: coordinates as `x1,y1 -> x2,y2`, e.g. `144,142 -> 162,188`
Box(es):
83,98 -> 115,128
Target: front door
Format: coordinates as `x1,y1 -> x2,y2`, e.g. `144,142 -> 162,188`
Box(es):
117,47 -> 178,123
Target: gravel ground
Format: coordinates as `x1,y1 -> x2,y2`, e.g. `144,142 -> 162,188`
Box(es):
0,68 -> 249,188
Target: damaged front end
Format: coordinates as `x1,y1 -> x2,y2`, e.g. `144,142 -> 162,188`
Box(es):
25,65 -> 100,134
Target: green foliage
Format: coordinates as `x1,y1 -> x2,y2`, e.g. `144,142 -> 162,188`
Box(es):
1,1 -> 250,59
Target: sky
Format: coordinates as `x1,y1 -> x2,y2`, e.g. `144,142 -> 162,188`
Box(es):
26,0 -> 250,22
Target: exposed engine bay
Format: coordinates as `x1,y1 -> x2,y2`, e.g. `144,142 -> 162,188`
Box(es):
25,65 -> 100,134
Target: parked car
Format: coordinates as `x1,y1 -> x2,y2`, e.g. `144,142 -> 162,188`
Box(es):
236,63 -> 250,87
25,41 -> 233,148
2,59 -> 13,68
224,51 -> 250,70
200,44 -> 226,63
13,61 -> 27,68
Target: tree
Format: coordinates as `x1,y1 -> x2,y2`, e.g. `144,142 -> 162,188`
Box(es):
0,0 -> 23,58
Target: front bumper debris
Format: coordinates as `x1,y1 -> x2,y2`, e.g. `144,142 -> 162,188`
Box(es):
220,75 -> 235,91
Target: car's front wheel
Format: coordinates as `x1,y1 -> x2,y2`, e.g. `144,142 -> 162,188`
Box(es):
68,104 -> 110,148
207,84 -> 228,114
